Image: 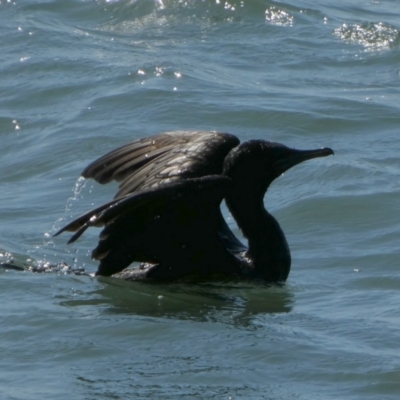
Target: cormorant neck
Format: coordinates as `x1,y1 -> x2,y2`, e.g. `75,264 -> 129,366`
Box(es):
225,192 -> 291,282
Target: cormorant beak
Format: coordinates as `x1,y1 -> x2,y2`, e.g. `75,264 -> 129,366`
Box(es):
274,147 -> 334,176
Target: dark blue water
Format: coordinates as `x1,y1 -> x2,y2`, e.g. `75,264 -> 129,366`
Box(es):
1,1 -> 400,399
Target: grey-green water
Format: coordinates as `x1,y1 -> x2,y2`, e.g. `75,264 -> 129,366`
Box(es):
1,0 -> 400,399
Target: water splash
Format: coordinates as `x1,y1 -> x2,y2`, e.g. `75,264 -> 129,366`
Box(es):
54,177 -> 88,232
27,260 -> 89,276
334,22 -> 399,51
39,176 -> 88,251
21,177 -> 91,273
0,251 -> 21,271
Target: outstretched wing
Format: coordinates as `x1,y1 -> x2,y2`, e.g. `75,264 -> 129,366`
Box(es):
56,176 -> 241,279
82,131 -> 240,198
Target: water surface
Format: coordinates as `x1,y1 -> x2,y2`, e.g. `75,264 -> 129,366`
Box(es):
1,0 -> 400,399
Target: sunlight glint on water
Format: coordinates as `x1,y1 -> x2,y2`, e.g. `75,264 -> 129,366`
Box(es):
1,0 -> 400,399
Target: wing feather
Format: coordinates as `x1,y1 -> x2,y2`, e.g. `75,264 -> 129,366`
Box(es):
59,176 -> 236,277
82,131 -> 239,197
57,131 -> 245,279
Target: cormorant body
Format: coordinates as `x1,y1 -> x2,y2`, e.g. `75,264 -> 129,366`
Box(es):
55,131 -> 333,282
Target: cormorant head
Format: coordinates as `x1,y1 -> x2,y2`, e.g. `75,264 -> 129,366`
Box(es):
223,140 -> 334,195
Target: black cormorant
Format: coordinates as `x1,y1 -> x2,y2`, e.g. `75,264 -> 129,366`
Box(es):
55,131 -> 333,282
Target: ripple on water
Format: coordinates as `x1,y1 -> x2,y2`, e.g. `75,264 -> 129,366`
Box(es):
334,21 -> 400,50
